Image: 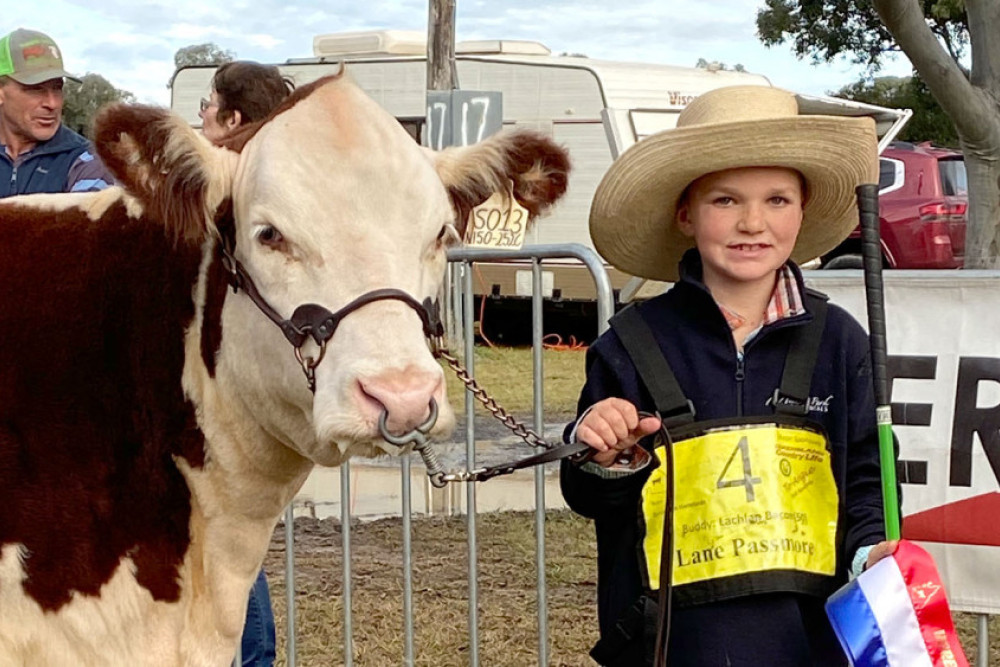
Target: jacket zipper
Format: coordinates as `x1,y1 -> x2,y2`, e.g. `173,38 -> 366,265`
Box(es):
735,356 -> 745,416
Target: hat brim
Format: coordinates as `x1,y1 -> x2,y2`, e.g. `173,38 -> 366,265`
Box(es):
590,115 -> 879,282
9,68 -> 80,85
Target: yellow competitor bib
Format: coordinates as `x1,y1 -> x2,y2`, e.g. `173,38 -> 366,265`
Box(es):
642,421 -> 839,590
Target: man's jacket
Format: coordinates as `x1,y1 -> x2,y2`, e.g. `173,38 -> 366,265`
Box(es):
0,124 -> 112,197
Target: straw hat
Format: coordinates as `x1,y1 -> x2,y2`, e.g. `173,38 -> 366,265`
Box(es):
590,86 -> 879,282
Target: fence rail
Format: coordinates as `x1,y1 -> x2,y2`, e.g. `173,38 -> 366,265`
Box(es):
274,245 -> 612,667
257,245 -> 994,666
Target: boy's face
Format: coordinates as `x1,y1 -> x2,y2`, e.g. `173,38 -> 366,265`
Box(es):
676,166 -> 804,294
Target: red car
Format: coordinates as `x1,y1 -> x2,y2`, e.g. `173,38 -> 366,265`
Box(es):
822,141 -> 968,269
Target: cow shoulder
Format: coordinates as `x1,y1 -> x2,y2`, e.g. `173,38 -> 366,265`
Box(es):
433,129 -> 570,235
94,104 -> 238,244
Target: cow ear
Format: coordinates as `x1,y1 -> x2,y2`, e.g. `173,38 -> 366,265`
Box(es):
94,104 -> 238,244
434,129 -> 570,236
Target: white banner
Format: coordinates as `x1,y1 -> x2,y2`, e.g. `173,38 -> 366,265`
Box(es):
806,270 -> 1000,614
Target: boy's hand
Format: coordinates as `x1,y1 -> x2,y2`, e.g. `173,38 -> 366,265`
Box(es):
576,398 -> 661,467
865,540 -> 899,570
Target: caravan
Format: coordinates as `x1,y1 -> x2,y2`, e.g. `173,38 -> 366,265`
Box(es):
171,30 -> 909,336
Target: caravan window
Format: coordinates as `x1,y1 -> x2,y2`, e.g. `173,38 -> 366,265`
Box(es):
397,117 -> 425,144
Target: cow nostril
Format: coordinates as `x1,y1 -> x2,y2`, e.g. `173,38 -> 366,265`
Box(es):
378,398 -> 438,445
357,369 -> 442,433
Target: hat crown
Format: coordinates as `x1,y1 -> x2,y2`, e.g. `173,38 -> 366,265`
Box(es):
0,28 -> 73,85
677,86 -> 798,129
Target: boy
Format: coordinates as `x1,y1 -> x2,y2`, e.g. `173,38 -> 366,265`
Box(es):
560,86 -> 896,666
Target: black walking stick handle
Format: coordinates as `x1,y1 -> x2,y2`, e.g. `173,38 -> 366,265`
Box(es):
857,184 -> 890,406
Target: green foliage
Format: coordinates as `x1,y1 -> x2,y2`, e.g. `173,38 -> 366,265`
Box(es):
756,0 -> 968,67
168,43 -> 236,88
174,43 -> 236,69
696,58 -> 746,72
833,75 -> 959,146
62,73 -> 135,139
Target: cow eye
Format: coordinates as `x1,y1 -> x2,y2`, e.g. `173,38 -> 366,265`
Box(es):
256,225 -> 284,248
436,223 -> 460,248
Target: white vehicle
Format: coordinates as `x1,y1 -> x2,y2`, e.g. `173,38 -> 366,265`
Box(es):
171,30 -> 909,326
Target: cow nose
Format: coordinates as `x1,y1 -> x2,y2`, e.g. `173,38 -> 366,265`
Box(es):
358,368 -> 443,434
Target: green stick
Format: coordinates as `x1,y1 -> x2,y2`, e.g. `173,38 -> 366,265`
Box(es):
857,184 -> 901,540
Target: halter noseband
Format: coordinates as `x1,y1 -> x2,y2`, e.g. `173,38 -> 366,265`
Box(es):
217,219 -> 444,393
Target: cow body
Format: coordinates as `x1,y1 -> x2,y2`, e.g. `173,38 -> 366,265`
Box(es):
0,73 -> 568,666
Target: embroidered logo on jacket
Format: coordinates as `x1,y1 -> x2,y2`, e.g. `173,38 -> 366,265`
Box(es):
766,394 -> 833,413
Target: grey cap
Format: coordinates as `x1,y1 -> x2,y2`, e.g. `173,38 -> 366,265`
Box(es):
0,29 -> 80,85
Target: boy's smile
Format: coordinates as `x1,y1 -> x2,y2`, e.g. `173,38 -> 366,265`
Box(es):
676,166 -> 804,297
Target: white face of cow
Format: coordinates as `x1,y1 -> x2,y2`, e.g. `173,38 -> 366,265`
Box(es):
94,72 -> 569,468
221,80 -> 457,463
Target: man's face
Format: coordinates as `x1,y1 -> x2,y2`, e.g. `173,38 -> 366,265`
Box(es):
0,78 -> 64,147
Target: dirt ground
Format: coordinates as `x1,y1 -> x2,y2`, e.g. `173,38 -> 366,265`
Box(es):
263,510 -> 998,667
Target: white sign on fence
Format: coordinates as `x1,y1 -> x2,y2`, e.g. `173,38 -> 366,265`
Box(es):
805,271 -> 1000,614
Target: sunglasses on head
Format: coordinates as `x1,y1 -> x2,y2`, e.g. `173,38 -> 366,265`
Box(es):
199,98 -> 218,113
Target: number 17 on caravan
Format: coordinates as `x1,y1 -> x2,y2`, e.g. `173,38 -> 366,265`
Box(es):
465,183 -> 529,250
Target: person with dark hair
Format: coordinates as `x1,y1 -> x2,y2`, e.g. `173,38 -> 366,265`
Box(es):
0,28 -> 112,196
199,61 -> 293,143
198,60 -> 294,667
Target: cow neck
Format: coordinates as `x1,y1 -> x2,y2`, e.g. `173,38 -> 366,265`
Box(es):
213,209 -> 446,392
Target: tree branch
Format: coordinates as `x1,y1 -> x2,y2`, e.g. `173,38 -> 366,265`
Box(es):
873,0 -> 991,141
966,0 -> 1000,93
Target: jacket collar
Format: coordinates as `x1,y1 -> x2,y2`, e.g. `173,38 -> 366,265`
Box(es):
675,249 -> 814,331
1,124 -> 88,161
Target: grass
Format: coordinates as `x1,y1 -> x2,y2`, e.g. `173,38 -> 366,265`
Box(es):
261,344 -> 998,665
439,345 -> 587,417
264,510 -> 998,667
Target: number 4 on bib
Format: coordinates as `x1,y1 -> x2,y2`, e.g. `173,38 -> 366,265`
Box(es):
717,436 -> 762,502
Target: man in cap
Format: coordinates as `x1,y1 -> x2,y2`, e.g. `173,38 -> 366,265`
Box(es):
0,28 -> 112,197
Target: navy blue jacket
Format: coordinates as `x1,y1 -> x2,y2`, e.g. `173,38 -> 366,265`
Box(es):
0,124 -> 112,197
560,251 -> 887,666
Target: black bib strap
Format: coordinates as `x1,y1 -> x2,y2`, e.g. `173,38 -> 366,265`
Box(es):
611,306 -> 695,428
774,291 -> 829,416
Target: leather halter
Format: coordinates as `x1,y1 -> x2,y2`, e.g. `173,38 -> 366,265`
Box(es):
216,217 -> 444,392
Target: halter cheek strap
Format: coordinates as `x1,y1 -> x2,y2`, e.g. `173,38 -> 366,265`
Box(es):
216,216 -> 444,392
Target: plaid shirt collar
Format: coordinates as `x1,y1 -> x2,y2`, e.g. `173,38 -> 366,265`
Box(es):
718,264 -> 805,331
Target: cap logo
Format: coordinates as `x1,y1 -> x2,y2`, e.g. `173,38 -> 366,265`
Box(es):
22,43 -> 60,60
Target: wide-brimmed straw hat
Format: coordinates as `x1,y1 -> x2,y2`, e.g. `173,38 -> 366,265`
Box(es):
590,85 -> 879,282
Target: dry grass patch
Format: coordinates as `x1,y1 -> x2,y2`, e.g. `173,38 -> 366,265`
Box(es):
440,345 -> 586,417
265,510 -> 997,666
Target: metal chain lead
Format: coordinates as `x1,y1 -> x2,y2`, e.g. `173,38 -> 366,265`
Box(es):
435,347 -> 550,450
373,338 -> 571,487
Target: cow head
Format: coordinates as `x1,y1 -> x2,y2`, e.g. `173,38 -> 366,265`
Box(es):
94,73 -> 569,467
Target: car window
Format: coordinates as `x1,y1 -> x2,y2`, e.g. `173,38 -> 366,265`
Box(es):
879,157 -> 904,195
938,159 -> 967,196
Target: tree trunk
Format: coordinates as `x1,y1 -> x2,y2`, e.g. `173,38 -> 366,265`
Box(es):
426,0 -> 457,91
873,0 -> 1000,268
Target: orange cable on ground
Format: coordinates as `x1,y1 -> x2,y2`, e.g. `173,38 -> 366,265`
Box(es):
469,262 -> 589,351
473,264 -> 497,348
541,333 -> 588,351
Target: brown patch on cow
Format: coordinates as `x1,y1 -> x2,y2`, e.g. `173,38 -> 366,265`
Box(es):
219,69 -> 346,154
0,199 -> 206,610
94,104 -> 216,246
436,129 -> 571,235
201,200 -> 234,376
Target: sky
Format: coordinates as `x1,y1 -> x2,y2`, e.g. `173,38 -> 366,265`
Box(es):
9,0 -> 916,107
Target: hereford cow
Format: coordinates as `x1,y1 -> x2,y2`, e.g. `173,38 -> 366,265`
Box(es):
0,72 -> 569,666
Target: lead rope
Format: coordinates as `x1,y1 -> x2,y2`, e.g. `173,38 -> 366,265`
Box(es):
377,338 -> 590,487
